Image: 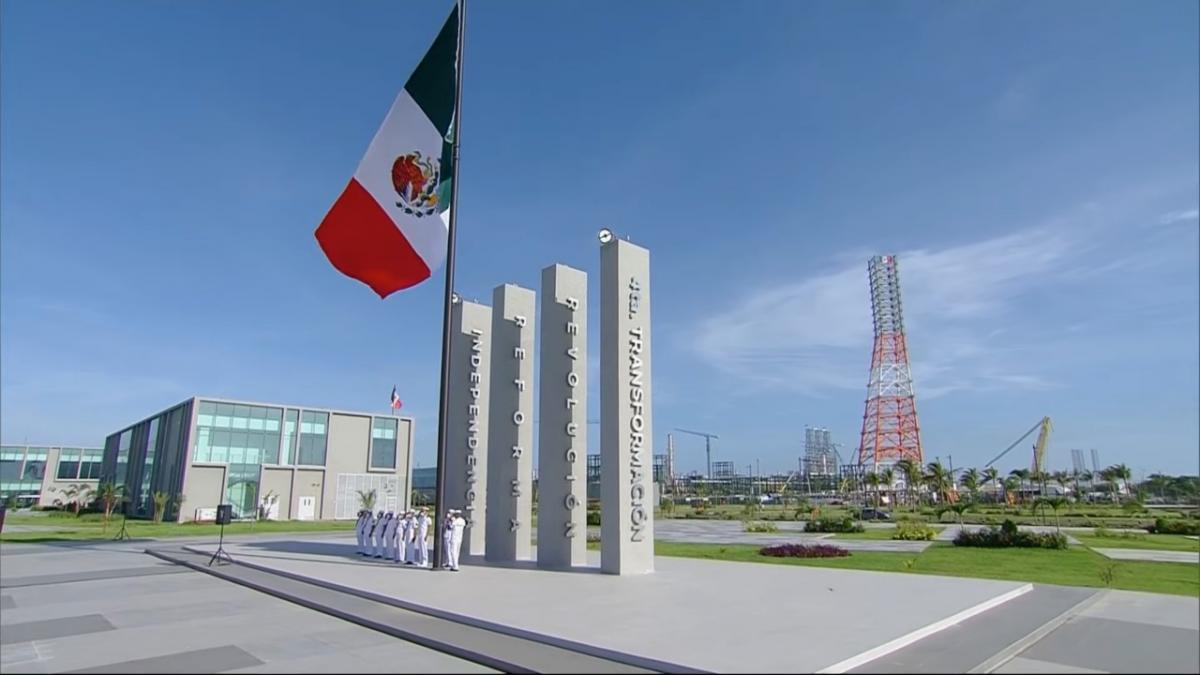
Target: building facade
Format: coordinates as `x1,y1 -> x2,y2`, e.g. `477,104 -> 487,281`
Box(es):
102,397 -> 415,522
0,445 -> 103,506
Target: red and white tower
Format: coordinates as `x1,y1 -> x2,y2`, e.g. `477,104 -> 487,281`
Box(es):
858,255 -> 923,467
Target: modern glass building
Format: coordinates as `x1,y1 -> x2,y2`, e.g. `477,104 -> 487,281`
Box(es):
0,445 -> 103,506
102,397 -> 415,522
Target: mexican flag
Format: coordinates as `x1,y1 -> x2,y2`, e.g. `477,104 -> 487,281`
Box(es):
315,5 -> 459,298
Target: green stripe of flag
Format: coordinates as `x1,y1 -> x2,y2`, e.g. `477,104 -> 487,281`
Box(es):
404,4 -> 458,140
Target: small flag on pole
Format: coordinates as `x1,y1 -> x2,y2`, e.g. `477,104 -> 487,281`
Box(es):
315,5 -> 460,298
390,386 -> 403,410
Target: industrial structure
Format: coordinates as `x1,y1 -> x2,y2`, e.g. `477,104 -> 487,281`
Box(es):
858,255 -> 924,467
1071,448 -> 1087,475
803,427 -> 837,475
984,416 -> 1053,473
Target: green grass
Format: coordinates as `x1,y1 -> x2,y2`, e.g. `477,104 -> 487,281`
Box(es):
0,515 -> 353,543
652,541 -> 1200,597
1074,533 -> 1200,552
829,527 -> 902,540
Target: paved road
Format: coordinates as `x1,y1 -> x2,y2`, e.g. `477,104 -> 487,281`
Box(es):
0,537 -> 491,673
1092,548 -> 1200,564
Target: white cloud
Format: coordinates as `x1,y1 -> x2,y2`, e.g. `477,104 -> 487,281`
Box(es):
1158,208 -> 1199,226
692,228 -> 1075,399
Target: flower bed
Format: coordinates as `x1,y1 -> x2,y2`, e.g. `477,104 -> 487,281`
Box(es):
759,543 -> 850,558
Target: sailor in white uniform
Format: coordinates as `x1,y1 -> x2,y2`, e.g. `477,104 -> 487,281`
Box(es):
354,510 -> 369,555
381,511 -> 399,560
371,510 -> 387,558
441,511 -> 454,569
401,511 -> 416,565
414,507 -> 430,567
361,510 -> 379,556
448,510 -> 467,571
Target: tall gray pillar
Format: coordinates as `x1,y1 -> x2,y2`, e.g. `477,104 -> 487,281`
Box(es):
537,264 -> 588,569
445,300 -> 491,556
600,238 -> 654,575
486,284 -> 536,561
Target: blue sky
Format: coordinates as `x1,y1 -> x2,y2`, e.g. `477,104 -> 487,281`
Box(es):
2,1 -> 1197,478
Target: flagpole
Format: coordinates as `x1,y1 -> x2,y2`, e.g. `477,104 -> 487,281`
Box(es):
432,0 -> 466,572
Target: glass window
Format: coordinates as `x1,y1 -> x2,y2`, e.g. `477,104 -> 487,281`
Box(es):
210,429 -> 231,463
282,409 -> 298,465
0,456 -> 22,482
80,449 -> 103,480
139,418 -> 160,513
198,400 -> 216,415
57,448 -> 81,480
22,459 -> 46,481
297,411 -> 328,466
370,418 -> 398,469
194,427 -> 211,462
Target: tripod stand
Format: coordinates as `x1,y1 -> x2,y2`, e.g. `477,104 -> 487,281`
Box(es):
208,513 -> 234,566
113,503 -> 131,541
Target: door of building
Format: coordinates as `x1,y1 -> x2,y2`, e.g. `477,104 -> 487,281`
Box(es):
297,496 -> 316,521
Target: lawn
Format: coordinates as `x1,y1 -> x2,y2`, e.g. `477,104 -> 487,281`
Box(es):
829,527 -> 903,540
651,541 -> 1199,597
1073,533 -> 1200,552
0,514 -> 354,543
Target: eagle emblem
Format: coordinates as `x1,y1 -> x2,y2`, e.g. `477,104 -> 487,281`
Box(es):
391,151 -> 440,217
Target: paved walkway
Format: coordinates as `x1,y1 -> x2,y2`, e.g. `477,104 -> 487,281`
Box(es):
191,536 -> 1029,672
654,519 -> 932,552
1091,548 -> 1200,564
0,537 -> 490,673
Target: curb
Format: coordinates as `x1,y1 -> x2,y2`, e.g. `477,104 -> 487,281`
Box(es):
816,583 -> 1035,674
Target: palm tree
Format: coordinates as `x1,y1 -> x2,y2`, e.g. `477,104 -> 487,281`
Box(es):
880,467 -> 895,509
95,482 -> 126,532
865,471 -> 882,509
1009,469 -> 1030,504
962,468 -> 981,502
925,461 -> 952,504
1051,471 -> 1071,499
1111,464 -> 1133,502
982,467 -> 999,503
357,489 -> 377,512
1002,476 -> 1021,509
939,500 -> 974,526
896,459 -> 922,511
152,491 -> 170,524
1036,496 -> 1069,533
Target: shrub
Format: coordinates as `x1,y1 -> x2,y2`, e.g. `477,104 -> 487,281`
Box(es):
586,532 -> 601,544
1145,518 -> 1200,536
586,511 -> 601,526
759,543 -> 850,558
893,521 -> 936,541
804,516 -> 864,533
954,523 -> 1068,549
743,520 -> 779,533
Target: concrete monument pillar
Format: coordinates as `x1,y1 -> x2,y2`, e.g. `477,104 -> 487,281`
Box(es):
445,300 -> 491,556
486,284 -> 535,561
600,238 -> 654,574
536,264 -> 588,569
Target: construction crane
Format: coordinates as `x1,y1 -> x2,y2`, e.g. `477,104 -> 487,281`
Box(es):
674,427 -> 718,479
984,417 -> 1053,472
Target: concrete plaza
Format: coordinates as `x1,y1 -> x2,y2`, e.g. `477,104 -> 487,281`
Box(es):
2,533 -> 1197,673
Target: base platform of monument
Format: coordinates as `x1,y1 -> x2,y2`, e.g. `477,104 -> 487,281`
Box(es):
183,536 -> 1031,673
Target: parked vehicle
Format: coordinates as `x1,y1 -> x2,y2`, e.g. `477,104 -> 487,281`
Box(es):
857,507 -> 892,521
